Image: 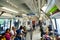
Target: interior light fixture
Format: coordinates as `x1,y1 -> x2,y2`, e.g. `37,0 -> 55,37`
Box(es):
1,7 -> 18,13
42,5 -> 47,12
22,14 -> 27,16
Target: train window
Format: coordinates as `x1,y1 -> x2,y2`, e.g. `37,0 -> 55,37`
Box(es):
14,19 -> 19,29
0,19 -> 10,34
52,19 -> 56,29
56,19 -> 60,35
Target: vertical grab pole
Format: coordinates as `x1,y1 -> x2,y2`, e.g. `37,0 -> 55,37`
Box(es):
50,18 -> 55,40
37,0 -> 42,39
10,19 -> 12,31
30,21 -> 32,40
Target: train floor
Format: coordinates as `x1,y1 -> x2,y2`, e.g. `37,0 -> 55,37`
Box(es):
26,27 -> 41,40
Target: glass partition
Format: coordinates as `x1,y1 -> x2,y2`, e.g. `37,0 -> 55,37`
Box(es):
0,19 -> 10,34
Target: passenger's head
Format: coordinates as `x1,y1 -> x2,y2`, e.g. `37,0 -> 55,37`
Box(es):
12,27 -> 15,30
23,26 -> 26,30
20,26 -> 23,29
2,33 -> 5,37
5,29 -> 10,33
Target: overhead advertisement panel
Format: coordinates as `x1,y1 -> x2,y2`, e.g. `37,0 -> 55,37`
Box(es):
49,5 -> 58,13
46,5 -> 59,16
42,0 -> 56,16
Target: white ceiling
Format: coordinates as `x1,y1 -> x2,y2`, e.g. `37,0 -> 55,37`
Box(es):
0,0 -> 55,18
0,0 -> 36,17
55,0 -> 60,10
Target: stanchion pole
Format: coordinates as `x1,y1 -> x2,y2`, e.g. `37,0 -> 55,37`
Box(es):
30,21 -> 32,40
10,19 -> 12,30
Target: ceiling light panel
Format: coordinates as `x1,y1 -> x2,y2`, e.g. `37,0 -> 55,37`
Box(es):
2,7 -> 18,13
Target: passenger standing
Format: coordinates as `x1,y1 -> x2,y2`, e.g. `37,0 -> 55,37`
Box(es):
14,26 -> 23,40
10,27 -> 16,40
22,26 -> 27,40
5,29 -> 11,40
32,21 -> 35,30
23,26 -> 27,36
39,20 -> 43,40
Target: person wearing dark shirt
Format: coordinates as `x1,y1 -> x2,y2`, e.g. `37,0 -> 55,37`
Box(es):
14,26 -> 23,40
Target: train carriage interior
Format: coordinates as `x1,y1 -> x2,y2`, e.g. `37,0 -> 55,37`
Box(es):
0,0 -> 60,40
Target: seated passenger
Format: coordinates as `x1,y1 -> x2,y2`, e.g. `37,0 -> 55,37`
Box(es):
0,33 -> 6,40
5,29 -> 11,40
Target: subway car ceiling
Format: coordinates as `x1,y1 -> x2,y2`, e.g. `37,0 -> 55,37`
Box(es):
0,0 -> 40,17
0,0 -> 60,19
55,0 -> 60,10
0,0 -> 42,19
0,0 -> 30,15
